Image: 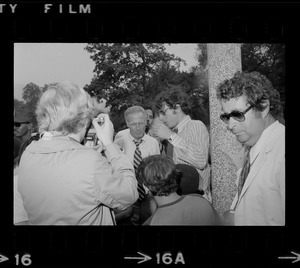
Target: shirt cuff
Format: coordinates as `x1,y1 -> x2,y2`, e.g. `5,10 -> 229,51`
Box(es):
169,133 -> 181,147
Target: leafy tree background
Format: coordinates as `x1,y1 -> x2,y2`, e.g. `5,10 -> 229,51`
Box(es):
14,82 -> 56,132
241,43 -> 285,117
14,43 -> 285,133
84,43 -> 210,132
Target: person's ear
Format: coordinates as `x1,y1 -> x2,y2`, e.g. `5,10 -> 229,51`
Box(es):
261,99 -> 270,118
174,104 -> 181,114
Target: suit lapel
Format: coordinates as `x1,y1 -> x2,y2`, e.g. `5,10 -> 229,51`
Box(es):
233,121 -> 284,210
236,149 -> 268,206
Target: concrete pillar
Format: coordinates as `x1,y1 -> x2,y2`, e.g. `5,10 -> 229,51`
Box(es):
207,43 -> 242,215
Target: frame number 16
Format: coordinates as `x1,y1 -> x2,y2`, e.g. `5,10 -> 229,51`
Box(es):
15,254 -> 32,266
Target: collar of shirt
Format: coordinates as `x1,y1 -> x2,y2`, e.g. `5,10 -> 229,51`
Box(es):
175,115 -> 191,133
129,132 -> 145,144
249,120 -> 280,165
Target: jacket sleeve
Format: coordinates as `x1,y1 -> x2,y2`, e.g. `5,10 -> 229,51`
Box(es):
93,143 -> 138,210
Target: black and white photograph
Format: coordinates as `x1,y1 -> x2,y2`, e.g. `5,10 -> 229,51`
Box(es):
14,43 -> 285,226
3,1 -> 299,267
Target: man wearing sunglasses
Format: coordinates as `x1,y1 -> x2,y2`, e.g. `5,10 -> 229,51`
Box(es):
14,109 -> 33,146
217,71 -> 285,225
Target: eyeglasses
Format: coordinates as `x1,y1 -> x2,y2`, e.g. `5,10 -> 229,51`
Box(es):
220,105 -> 254,123
159,107 -> 171,116
14,122 -> 23,127
14,122 -> 29,127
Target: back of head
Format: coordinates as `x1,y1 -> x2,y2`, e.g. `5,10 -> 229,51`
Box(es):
175,164 -> 200,195
216,71 -> 283,120
154,90 -> 192,115
137,155 -> 180,196
36,81 -> 96,135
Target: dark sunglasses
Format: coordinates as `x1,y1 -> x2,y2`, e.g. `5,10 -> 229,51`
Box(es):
14,122 -> 23,127
14,122 -> 29,127
220,105 -> 253,123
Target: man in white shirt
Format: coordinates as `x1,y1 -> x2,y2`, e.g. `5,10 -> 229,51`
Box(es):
114,106 -> 160,225
114,106 -> 160,163
217,71 -> 285,225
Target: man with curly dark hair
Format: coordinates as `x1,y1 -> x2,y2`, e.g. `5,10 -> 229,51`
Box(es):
152,90 -> 211,202
217,71 -> 285,225
138,155 -> 218,225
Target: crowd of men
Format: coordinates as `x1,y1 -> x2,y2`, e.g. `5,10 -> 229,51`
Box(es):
14,71 -> 285,226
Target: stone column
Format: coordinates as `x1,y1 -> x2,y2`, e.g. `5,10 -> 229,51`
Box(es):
207,43 -> 242,216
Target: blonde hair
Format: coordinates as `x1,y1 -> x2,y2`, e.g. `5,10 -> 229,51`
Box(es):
36,81 -> 97,135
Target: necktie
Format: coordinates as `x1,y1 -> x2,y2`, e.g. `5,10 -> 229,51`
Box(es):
238,149 -> 250,198
133,140 -> 146,201
166,128 -> 178,158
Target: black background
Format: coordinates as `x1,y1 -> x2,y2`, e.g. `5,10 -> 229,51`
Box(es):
2,1 -> 299,267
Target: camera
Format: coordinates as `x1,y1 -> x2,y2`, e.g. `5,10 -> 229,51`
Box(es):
85,128 -> 98,147
96,117 -> 105,126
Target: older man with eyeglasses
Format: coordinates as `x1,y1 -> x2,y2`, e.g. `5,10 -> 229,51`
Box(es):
217,71 -> 285,226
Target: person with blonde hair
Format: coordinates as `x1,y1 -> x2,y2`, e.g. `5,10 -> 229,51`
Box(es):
18,81 -> 138,225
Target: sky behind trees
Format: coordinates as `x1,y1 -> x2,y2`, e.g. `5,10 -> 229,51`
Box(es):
14,43 -> 198,100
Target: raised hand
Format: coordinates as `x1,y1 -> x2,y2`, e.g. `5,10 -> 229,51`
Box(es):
152,119 -> 173,140
92,113 -> 114,146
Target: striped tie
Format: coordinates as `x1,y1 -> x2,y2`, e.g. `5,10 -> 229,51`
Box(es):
238,149 -> 250,198
133,140 -> 146,201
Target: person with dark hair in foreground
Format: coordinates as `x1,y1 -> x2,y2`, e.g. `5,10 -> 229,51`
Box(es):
137,155 -> 219,225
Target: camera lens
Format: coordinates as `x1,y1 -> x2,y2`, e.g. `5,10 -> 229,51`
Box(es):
97,117 -> 105,126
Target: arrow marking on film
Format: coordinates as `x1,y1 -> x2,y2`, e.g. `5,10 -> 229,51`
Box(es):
124,251 -> 152,264
278,251 -> 300,263
0,254 -> 9,263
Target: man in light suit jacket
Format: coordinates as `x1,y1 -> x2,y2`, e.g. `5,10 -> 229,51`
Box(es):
217,71 -> 285,225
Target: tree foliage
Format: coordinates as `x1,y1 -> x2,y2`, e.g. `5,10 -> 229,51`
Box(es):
84,43 -> 183,97
19,82 -> 42,129
241,43 -> 285,113
14,82 -> 58,131
84,43 -> 191,131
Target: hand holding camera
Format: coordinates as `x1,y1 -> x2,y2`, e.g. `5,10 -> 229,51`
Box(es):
92,113 -> 114,146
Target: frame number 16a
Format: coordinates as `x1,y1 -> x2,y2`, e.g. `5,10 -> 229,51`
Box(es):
156,252 -> 185,265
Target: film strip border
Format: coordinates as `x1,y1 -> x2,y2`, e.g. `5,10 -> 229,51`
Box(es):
3,2 -> 298,268
0,3 -> 287,42
11,227 -> 299,266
